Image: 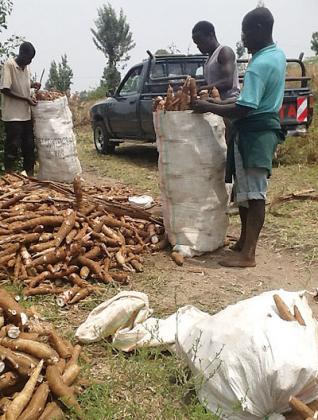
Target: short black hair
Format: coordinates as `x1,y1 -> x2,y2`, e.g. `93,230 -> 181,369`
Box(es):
19,42 -> 36,58
192,21 -> 216,37
243,7 -> 274,33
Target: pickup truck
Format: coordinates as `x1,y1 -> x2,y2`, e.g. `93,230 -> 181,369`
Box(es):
90,51 -> 314,154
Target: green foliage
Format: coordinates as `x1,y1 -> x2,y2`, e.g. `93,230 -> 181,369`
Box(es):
79,85 -> 107,101
311,32 -> 318,56
45,54 -> 73,92
236,41 -> 245,59
100,65 -> 120,92
91,2 -> 135,93
0,0 -> 23,65
0,0 -> 12,31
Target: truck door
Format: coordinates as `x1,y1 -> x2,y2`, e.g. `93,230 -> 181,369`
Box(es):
108,65 -> 143,138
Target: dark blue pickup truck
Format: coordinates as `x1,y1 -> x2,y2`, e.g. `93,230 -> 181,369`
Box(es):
90,51 -> 314,154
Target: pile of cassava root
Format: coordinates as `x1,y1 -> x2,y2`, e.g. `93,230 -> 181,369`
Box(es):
34,91 -> 65,101
153,76 -> 220,112
0,173 -> 166,306
0,288 -> 83,418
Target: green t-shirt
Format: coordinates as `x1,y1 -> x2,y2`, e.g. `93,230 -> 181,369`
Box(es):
236,44 -> 286,115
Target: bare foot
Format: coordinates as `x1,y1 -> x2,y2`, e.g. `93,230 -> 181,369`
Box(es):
218,254 -> 256,268
229,241 -> 244,252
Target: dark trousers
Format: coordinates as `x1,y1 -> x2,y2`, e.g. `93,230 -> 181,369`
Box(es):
4,120 -> 35,175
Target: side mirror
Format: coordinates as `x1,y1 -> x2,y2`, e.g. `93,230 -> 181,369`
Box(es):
108,88 -> 115,97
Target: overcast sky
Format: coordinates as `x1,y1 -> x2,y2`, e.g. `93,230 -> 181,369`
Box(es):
6,0 -> 318,91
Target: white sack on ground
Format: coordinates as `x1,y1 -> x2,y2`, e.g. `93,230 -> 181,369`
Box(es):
175,290 -> 318,419
75,291 -> 152,343
113,314 -> 177,352
32,96 -> 82,183
154,110 -> 229,257
76,289 -> 318,419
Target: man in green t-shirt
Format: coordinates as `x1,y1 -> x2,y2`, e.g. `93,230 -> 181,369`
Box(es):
193,7 -> 286,268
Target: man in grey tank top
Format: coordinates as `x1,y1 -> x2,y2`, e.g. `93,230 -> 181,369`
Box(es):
192,21 -> 239,100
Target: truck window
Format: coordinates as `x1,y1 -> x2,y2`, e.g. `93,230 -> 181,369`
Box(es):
184,62 -> 204,78
150,63 -> 165,79
195,65 -> 204,77
119,66 -> 143,96
167,63 -> 182,77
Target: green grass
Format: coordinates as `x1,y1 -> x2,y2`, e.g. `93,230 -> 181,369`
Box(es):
78,345 -> 219,420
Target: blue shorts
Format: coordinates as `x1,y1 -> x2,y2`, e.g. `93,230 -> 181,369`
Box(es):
233,143 -> 268,208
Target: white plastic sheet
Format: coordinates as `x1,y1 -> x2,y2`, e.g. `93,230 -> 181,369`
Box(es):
154,110 -> 229,256
76,290 -> 318,419
175,290 -> 318,419
32,96 -> 82,183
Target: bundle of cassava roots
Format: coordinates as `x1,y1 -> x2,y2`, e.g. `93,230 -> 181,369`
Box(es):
0,173 -> 166,306
0,288 -> 83,419
153,76 -> 220,112
34,91 -> 65,101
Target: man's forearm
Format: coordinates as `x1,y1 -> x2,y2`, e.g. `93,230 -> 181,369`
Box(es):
206,97 -> 237,105
1,88 -> 30,102
200,102 -> 250,118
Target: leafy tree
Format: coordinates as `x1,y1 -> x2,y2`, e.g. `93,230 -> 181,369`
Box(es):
256,0 -> 265,6
46,54 -> 73,92
91,2 -> 135,93
311,32 -> 318,55
0,0 -> 12,31
100,65 -> 120,91
45,61 -> 58,90
236,41 -> 245,59
0,0 -> 23,65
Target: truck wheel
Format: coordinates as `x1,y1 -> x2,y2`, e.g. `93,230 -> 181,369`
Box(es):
93,121 -> 115,154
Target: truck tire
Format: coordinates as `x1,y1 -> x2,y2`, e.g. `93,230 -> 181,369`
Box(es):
93,121 -> 115,154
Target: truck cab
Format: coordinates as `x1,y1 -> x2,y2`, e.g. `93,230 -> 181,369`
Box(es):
90,52 -> 314,154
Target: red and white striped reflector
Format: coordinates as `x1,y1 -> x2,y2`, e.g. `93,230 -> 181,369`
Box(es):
297,97 -> 308,122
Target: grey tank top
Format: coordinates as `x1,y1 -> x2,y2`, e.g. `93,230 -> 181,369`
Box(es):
204,45 -> 240,100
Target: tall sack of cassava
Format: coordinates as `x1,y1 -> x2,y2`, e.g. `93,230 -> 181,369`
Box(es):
32,96 -> 82,183
154,110 -> 229,256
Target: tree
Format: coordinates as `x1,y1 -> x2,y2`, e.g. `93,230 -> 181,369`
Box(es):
45,61 -> 58,90
100,66 -> 120,90
91,3 -> 135,93
311,32 -> 318,55
236,41 -> 245,59
256,0 -> 265,6
46,54 -> 73,92
0,0 -> 23,65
